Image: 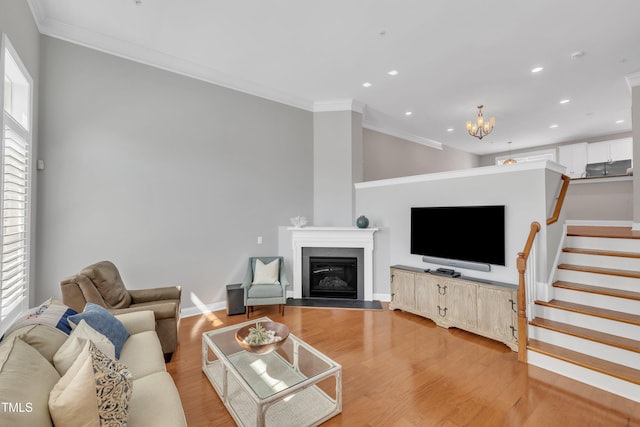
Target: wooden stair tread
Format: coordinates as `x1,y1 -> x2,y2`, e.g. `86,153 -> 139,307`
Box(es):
557,263 -> 640,279
535,299 -> 640,326
553,280 -> 640,301
527,339 -> 640,385
530,317 -> 640,354
563,247 -> 640,259
567,225 -> 640,240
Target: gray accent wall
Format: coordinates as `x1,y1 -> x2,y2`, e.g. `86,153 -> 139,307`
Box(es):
36,36 -> 313,311
565,180 -> 632,221
363,128 -> 479,181
313,110 -> 363,226
0,0 -> 40,306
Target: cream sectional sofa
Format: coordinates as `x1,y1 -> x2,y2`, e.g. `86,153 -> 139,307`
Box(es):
0,307 -> 186,426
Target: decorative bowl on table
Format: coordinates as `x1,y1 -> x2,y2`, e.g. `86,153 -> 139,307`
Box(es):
235,321 -> 290,355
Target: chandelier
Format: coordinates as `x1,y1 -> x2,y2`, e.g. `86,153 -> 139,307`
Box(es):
466,105 -> 495,140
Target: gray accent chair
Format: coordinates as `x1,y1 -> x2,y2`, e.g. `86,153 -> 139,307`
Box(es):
242,256 -> 288,318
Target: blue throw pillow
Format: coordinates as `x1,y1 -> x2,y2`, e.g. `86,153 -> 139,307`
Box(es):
68,303 -> 130,358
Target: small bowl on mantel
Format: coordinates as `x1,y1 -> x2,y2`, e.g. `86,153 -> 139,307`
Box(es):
235,321 -> 290,355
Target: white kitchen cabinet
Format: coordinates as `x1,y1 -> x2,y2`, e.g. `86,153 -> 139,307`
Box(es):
558,142 -> 588,178
587,138 -> 633,164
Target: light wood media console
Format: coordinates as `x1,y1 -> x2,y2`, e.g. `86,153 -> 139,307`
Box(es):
390,265 -> 518,351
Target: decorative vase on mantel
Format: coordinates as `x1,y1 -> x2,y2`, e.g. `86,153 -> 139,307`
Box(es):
356,215 -> 369,229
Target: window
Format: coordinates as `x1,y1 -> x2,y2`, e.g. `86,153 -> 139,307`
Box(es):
0,35 -> 32,332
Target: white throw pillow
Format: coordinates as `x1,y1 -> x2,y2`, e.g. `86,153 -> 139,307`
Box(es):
49,340 -> 132,427
251,259 -> 280,284
53,319 -> 116,376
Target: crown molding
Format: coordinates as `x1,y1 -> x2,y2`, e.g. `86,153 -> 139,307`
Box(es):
27,0 -> 47,30
362,123 -> 443,150
313,99 -> 364,113
625,71 -> 640,90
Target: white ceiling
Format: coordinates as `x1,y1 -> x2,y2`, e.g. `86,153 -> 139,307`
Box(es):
28,0 -> 640,155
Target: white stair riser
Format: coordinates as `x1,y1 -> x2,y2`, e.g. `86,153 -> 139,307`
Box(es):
534,304 -> 640,341
566,236 -> 640,253
553,287 -> 640,315
556,269 -> 640,293
527,351 -> 640,403
562,252 -> 640,271
529,326 -> 640,370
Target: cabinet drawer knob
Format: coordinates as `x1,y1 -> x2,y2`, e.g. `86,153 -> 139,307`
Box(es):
509,299 -> 517,313
437,284 -> 447,295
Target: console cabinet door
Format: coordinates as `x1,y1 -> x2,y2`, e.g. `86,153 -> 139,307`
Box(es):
444,280 -> 478,327
415,274 -> 441,317
390,269 -> 415,311
477,286 -> 517,343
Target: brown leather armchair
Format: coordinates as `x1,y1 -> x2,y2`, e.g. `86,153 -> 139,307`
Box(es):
60,261 -> 181,361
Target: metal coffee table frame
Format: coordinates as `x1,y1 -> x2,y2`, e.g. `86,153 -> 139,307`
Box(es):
202,317 -> 342,427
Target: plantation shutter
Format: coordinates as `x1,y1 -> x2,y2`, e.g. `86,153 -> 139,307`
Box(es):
0,35 -> 32,329
1,116 -> 29,322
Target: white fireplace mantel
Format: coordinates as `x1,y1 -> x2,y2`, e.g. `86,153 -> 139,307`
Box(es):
290,227 -> 378,301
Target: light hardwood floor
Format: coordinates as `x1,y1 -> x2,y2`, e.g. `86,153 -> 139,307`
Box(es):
166,304 -> 640,426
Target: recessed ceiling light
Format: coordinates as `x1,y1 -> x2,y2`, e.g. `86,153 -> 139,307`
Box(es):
405,111 -> 413,116
362,82 -> 372,88
387,70 -> 399,76
447,128 -> 454,132
616,119 -> 625,124
531,66 -> 544,73
560,99 -> 570,104
550,124 -> 559,129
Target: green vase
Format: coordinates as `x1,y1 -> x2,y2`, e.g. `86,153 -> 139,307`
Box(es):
356,215 -> 369,229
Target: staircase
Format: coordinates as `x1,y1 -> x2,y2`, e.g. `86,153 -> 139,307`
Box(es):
527,225 -> 640,402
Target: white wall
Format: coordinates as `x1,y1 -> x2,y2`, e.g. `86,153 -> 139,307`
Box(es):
355,162 -> 566,297
36,36 -> 314,312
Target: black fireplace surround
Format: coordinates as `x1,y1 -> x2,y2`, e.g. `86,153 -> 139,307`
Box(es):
302,247 -> 364,300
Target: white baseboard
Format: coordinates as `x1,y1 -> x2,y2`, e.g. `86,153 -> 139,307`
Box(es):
181,301 -> 226,318
181,293 -> 392,318
374,293 -> 391,302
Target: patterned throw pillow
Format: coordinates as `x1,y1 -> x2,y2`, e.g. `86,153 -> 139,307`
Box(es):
53,320 -> 116,376
2,300 -> 77,338
49,340 -> 133,427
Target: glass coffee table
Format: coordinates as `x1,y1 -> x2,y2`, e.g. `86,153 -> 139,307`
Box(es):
202,317 -> 342,427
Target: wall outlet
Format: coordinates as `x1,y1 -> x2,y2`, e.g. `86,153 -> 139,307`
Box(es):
257,236 -> 263,244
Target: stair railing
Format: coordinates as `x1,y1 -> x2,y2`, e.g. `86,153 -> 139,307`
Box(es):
517,174 -> 570,363
547,175 -> 571,226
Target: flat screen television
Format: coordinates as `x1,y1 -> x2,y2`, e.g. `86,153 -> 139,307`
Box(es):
410,205 -> 506,266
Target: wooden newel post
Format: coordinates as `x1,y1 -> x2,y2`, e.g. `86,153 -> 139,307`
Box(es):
517,221 -> 541,363
517,252 -> 528,362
